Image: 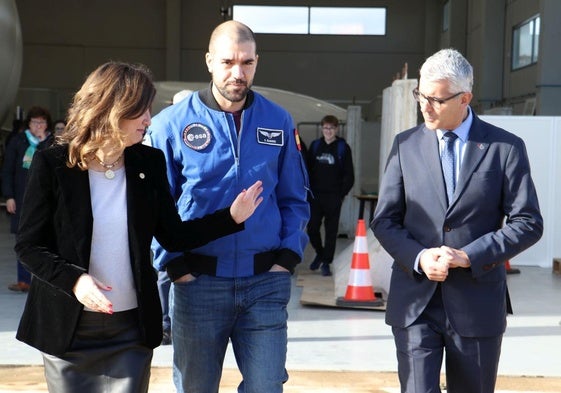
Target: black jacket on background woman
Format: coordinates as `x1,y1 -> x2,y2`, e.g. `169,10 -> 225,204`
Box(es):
2,131 -> 54,232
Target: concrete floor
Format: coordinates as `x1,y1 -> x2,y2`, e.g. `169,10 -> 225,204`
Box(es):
1,212 -> 561,392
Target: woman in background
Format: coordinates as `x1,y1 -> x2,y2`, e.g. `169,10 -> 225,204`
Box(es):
2,106 -> 54,292
14,62 -> 263,393
53,119 -> 66,136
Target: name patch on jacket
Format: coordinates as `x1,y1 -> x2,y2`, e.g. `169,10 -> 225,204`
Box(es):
257,128 -> 284,146
183,123 -> 212,150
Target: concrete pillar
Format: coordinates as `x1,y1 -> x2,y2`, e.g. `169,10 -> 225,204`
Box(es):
338,105 -> 362,237
448,0 -> 467,53
423,0 -> 440,57
165,0 -> 181,80
536,0 -> 561,115
333,81 -> 418,300
379,79 -> 418,184
0,0 -> 22,127
470,0 -> 506,112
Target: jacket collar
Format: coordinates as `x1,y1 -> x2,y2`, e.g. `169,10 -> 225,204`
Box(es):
198,82 -> 255,111
419,112 -> 491,211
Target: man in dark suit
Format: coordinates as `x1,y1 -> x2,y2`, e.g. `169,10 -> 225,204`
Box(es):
372,49 -> 543,393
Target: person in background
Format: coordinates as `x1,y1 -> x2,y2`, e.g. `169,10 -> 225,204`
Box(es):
2,106 -> 54,292
372,48 -> 543,393
148,20 -> 309,393
306,115 -> 354,276
156,267 -> 172,345
153,90 -> 194,346
53,119 -> 66,136
141,89 -> 196,346
14,61 -> 263,393
172,89 -> 192,105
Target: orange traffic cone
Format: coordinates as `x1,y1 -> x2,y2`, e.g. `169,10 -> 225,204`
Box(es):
336,219 -> 383,307
505,260 -> 520,274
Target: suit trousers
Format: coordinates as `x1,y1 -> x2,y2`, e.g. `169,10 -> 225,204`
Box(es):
392,285 -> 503,393
42,309 -> 153,393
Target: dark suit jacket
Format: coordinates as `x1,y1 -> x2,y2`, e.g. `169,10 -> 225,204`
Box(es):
372,113 -> 543,337
15,143 -> 244,356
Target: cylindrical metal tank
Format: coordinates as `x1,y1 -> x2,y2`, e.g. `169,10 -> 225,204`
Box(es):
0,0 -> 23,128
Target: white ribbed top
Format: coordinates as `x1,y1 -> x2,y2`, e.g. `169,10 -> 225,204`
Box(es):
87,167 -> 137,312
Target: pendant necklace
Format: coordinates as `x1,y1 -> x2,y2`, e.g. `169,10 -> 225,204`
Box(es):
94,154 -> 122,180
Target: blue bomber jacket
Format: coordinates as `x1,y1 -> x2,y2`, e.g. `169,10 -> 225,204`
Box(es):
148,86 -> 310,279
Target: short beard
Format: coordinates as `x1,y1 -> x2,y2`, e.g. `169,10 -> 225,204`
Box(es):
216,80 -> 250,103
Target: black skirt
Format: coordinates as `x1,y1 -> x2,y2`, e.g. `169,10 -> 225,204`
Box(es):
42,309 -> 153,393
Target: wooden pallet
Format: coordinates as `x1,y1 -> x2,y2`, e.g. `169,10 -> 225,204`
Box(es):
297,272 -> 386,311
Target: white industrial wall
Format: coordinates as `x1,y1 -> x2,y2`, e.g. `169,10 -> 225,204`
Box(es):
481,116 -> 561,268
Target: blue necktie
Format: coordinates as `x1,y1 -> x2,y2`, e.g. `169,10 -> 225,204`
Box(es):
441,132 -> 458,205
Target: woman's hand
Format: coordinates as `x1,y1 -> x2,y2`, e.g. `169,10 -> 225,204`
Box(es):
73,273 -> 113,314
230,180 -> 264,224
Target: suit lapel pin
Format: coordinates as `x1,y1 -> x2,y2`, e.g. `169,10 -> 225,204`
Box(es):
139,173 -> 145,179
477,143 -> 485,150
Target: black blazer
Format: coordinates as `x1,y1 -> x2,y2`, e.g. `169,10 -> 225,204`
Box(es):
15,143 -> 243,356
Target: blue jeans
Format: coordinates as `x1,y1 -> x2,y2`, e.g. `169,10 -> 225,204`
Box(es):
171,272 -> 291,393
17,259 -> 31,284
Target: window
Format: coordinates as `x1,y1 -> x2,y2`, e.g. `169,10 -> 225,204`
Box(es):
233,5 -> 386,36
231,6 -> 308,34
310,7 -> 386,35
512,15 -> 540,70
442,1 -> 450,32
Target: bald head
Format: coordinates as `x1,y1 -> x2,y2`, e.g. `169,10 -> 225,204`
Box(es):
208,21 -> 256,54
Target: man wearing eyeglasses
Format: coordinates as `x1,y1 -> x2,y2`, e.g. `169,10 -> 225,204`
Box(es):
307,115 -> 354,276
372,49 -> 542,393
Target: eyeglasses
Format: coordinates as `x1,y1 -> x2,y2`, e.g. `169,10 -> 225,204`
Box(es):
321,125 -> 337,131
29,119 -> 47,125
412,88 -> 464,109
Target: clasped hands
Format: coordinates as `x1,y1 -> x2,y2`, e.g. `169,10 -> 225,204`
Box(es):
419,246 -> 471,282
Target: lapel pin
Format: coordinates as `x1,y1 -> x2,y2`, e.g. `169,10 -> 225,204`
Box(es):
139,173 -> 145,179
477,143 -> 485,150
